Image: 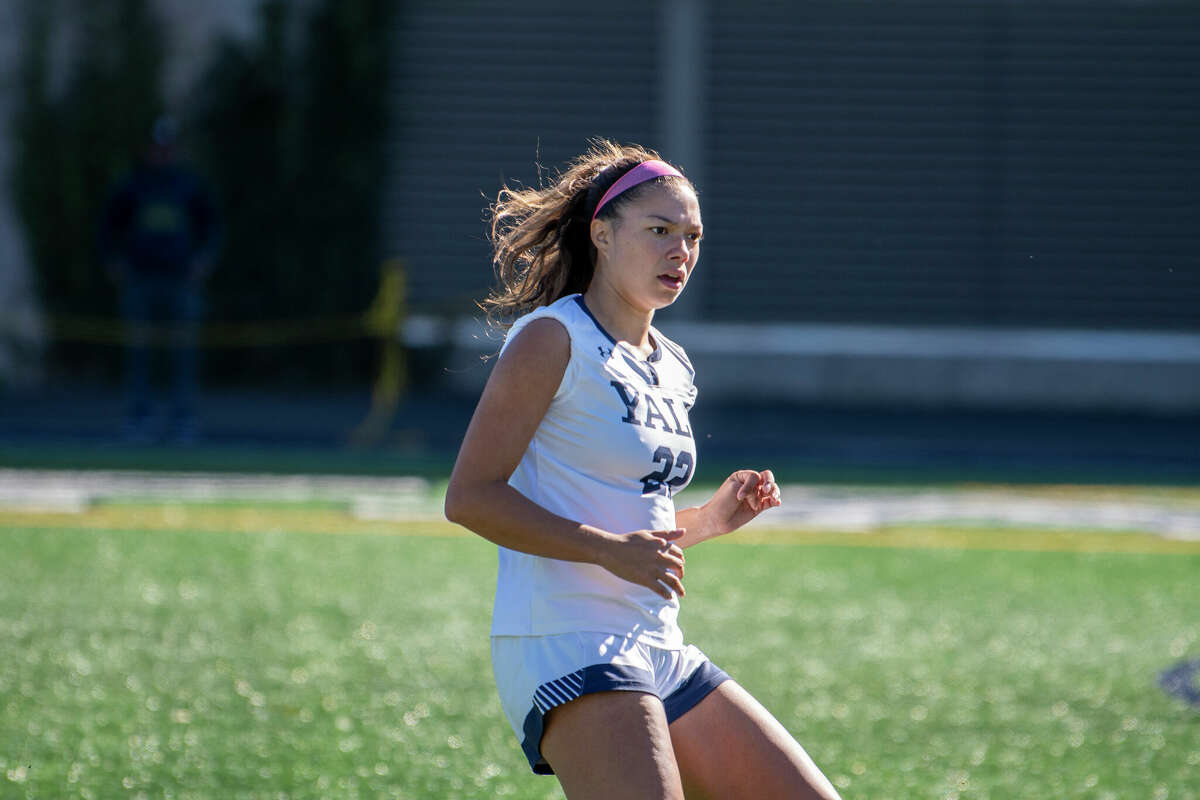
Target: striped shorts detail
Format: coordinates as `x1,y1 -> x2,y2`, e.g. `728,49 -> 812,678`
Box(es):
533,669 -> 585,713
491,632 -> 730,775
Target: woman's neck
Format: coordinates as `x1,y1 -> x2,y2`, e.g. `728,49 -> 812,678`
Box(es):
581,284 -> 654,356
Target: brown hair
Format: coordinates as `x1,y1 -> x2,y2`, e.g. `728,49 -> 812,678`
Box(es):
482,139 -> 691,327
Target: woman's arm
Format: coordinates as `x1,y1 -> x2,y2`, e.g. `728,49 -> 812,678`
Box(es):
674,469 -> 781,549
444,317 -> 687,599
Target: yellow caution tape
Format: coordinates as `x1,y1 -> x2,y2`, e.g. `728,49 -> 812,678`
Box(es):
48,314 -> 369,347
39,260 -> 411,447
351,260 -> 408,447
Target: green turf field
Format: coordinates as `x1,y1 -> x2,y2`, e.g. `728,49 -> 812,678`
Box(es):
2,502 -> 1198,799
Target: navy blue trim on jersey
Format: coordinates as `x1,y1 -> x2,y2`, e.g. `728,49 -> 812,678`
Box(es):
521,662 -> 657,774
662,660 -> 730,722
574,295 -> 617,345
621,352 -> 660,386
518,659 -> 731,775
573,295 -> 663,363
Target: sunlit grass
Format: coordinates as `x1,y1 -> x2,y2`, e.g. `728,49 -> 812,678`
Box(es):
2,511 -> 1197,798
682,542 -> 1200,799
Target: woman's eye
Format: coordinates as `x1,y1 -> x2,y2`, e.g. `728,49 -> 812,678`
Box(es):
688,233 -> 702,243
650,226 -> 667,235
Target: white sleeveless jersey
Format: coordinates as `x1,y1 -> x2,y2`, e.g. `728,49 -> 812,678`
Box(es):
492,294 -> 698,648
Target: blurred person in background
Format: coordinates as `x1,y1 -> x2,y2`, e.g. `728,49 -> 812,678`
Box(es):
100,116 -> 221,443
445,141 -> 841,799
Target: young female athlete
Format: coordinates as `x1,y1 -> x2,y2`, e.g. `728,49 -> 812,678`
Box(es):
445,140 -> 842,799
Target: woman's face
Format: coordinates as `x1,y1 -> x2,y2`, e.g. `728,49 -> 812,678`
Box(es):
590,181 -> 703,313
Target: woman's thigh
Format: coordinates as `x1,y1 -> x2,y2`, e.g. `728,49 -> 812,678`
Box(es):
668,681 -> 842,800
540,690 -> 685,800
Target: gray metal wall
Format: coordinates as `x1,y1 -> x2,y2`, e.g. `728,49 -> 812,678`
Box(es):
704,2 -> 1200,328
385,1 -> 1200,331
383,0 -> 660,315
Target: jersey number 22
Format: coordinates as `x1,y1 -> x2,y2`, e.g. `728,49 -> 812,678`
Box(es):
640,446 -> 693,496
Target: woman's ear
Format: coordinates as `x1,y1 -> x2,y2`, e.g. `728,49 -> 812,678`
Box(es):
590,218 -> 610,254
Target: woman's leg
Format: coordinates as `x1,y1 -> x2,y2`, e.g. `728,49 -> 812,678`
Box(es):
540,690 -> 685,800
669,681 -> 842,800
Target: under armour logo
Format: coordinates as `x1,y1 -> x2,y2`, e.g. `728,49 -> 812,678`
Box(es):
598,346 -> 613,359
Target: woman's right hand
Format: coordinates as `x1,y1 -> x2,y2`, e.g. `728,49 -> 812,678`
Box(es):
445,319 -> 687,596
597,529 -> 687,600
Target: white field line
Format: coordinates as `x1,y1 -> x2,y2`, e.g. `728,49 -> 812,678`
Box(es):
0,468 -> 429,514
677,486 -> 1200,541
1,469 -> 1198,540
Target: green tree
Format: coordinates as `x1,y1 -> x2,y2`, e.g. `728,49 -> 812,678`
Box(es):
189,0 -> 393,384
13,0 -> 165,376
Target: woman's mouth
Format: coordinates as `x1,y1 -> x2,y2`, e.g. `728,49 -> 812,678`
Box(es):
658,273 -> 684,290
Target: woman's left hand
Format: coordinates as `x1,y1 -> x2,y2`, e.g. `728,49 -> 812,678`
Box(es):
702,469 -> 782,537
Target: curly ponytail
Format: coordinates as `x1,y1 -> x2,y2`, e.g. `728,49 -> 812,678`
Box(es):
482,139 -> 690,328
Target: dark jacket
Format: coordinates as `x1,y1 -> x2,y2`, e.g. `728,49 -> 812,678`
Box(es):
101,163 -> 221,279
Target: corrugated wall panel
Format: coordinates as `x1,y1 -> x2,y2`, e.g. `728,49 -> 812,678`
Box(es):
386,2 -> 1200,330
383,0 -> 658,314
704,2 -> 1200,328
994,5 -> 1200,328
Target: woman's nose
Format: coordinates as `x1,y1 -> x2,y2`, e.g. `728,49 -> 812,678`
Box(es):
668,238 -> 689,262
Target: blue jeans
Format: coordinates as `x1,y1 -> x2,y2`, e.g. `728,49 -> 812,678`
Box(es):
120,276 -> 204,425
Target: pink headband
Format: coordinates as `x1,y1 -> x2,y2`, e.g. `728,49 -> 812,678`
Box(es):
591,160 -> 684,221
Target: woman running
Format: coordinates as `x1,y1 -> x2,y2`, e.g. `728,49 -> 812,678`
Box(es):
445,140 -> 841,799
